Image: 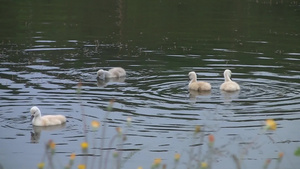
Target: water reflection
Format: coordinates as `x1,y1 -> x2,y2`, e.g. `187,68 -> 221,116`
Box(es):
188,90 -> 211,102
96,77 -> 126,87
30,124 -> 66,143
221,90 -> 240,104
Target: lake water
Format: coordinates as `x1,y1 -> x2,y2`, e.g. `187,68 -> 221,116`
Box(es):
0,0 -> 300,169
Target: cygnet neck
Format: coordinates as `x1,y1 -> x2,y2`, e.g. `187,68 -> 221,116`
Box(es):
189,73 -> 197,83
224,71 -> 232,82
32,110 -> 41,122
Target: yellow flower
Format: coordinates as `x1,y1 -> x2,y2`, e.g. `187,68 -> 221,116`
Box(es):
81,142 -> 89,149
208,134 -> 215,143
91,120 -> 100,130
116,127 -> 122,135
107,99 -> 115,111
137,167 -> 143,169
70,153 -> 76,160
195,125 -> 201,133
127,117 -> 132,126
48,140 -> 55,150
278,152 -> 284,162
201,162 -> 208,169
278,152 -> 284,158
174,153 -> 181,161
77,81 -> 82,88
208,134 -> 215,147
37,162 -> 45,169
265,158 -> 271,164
265,119 -> 277,130
76,81 -> 82,94
109,99 -> 115,105
153,158 -> 162,166
263,159 -> 271,168
77,164 -> 86,169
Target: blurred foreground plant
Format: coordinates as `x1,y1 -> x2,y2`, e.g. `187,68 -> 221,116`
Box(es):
91,120 -> 100,131
265,119 -> 277,131
294,147 -> 300,156
200,162 -> 208,169
151,158 -> 162,169
65,153 -> 76,169
35,92 -> 287,169
81,141 -> 89,150
37,162 -> 45,169
174,153 -> 180,162
77,164 -> 86,169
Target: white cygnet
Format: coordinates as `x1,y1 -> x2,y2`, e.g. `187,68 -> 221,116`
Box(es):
30,106 -> 66,126
220,69 -> 240,92
188,71 -> 211,91
97,67 -> 126,79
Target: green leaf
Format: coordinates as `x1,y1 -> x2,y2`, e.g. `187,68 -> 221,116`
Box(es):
294,147 -> 300,156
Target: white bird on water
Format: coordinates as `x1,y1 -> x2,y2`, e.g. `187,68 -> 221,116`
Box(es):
188,71 -> 211,91
220,69 -> 240,92
97,67 -> 126,79
30,106 -> 66,126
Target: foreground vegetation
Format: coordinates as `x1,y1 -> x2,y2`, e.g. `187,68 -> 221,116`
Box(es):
35,82 -> 299,169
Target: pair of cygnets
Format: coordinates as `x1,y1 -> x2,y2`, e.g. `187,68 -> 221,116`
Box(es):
188,69 -> 240,92
30,67 -> 127,127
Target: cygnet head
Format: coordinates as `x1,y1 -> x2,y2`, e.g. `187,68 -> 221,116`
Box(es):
188,71 -> 197,80
97,69 -> 105,79
30,106 -> 41,120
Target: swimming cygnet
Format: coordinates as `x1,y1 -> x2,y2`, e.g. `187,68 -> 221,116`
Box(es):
188,71 -> 211,91
97,67 -> 126,79
30,106 -> 66,126
220,69 -> 240,92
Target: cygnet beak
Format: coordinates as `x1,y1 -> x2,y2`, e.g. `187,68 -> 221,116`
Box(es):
31,115 -> 34,121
